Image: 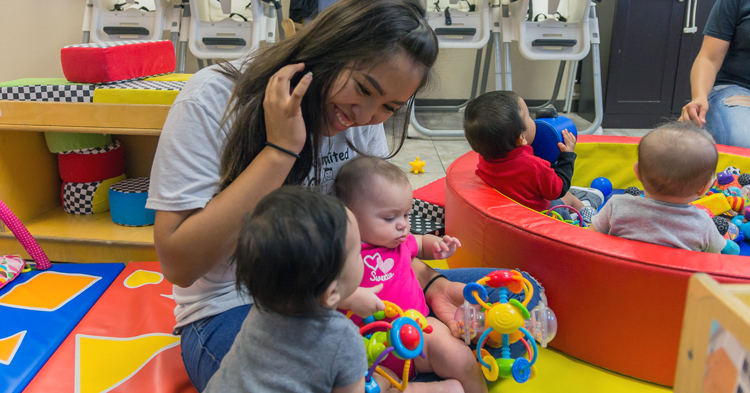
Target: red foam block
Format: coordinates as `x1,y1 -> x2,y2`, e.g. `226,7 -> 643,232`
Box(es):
61,40 -> 175,84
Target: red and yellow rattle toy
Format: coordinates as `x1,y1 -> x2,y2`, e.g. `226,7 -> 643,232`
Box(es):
348,301 -> 432,393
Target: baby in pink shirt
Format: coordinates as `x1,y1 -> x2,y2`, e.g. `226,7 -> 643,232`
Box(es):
335,156 -> 486,393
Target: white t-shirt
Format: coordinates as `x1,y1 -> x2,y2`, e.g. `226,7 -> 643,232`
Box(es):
147,61 -> 389,327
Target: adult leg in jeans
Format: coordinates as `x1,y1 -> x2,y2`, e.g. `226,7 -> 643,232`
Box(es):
413,268 -> 544,383
180,304 -> 252,392
706,84 -> 750,149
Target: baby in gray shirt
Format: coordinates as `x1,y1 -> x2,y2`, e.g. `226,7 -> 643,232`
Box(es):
204,188 -> 375,393
591,121 -> 733,254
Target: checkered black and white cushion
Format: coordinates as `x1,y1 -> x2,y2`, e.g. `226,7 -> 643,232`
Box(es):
62,181 -> 100,214
59,140 -> 120,155
411,198 -> 445,224
110,177 -> 149,193
0,85 -> 94,102
409,214 -> 445,236
97,80 -> 185,91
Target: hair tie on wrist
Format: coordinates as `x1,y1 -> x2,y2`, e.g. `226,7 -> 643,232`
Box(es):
423,274 -> 447,295
265,142 -> 300,159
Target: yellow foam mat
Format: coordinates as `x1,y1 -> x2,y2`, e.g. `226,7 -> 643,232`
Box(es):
488,347 -> 672,393
144,73 -> 192,82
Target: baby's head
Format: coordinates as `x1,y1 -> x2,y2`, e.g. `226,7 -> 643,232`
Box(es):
335,156 -> 413,249
464,90 -> 537,160
234,186 -> 363,316
636,121 -> 718,201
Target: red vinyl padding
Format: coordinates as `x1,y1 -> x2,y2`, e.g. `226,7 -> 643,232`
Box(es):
445,139 -> 750,386
413,177 -> 446,207
61,41 -> 175,84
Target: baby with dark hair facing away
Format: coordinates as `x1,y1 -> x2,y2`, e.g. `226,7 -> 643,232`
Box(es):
591,121 -> 735,254
464,91 -> 601,221
204,187 -> 372,393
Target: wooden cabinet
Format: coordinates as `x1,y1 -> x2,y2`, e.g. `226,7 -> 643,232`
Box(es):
601,0 -> 717,128
0,101 -> 169,263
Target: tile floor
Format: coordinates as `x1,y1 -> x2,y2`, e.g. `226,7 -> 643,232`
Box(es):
386,111 -> 650,189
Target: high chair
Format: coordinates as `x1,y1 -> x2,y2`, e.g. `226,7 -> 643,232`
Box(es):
85,0 -> 172,43
409,0 -> 491,138
187,0 -> 263,67
409,0 -> 604,137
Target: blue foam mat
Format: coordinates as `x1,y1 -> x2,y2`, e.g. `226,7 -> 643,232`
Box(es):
0,263 -> 124,393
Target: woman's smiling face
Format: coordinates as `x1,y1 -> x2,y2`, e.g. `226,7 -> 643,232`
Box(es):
324,53 -> 424,136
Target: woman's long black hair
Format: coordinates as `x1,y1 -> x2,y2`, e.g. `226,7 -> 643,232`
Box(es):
218,0 -> 438,191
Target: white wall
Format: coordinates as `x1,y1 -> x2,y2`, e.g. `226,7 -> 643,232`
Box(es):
0,0 -> 585,100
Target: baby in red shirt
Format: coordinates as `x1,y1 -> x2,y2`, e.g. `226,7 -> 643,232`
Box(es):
463,91 -> 587,216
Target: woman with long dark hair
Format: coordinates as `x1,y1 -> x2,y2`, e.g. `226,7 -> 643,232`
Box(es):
148,0 -> 541,389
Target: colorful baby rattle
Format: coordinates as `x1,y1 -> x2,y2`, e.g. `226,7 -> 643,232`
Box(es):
348,301 -> 432,393
453,270 -> 557,383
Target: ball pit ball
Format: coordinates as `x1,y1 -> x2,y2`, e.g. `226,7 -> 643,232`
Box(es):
740,174 -> 750,188
624,186 -> 642,197
714,216 -> 730,236
725,166 -> 741,176
590,177 -> 613,198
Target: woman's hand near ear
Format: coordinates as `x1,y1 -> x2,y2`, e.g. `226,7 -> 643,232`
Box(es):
263,63 -> 313,154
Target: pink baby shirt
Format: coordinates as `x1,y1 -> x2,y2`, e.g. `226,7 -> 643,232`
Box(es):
359,234 -> 429,316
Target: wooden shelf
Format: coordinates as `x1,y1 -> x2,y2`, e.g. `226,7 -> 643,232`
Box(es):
0,207 -> 157,263
0,101 -> 170,136
0,100 -> 167,262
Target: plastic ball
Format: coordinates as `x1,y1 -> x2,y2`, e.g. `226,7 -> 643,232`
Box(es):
717,171 -> 735,186
732,216 -> 745,228
526,301 -> 558,348
590,177 -> 613,198
727,223 -> 740,241
714,216 -> 730,236
741,222 -> 750,240
739,174 -> 750,187
745,207 -> 750,221
742,185 -> 750,198
399,324 -> 421,351
725,166 -> 741,176
497,358 -> 515,379
486,303 -> 525,334
364,331 -> 389,364
454,302 -> 485,344
624,186 -> 642,197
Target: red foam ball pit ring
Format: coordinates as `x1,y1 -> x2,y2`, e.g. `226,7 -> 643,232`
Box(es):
445,135 -> 750,386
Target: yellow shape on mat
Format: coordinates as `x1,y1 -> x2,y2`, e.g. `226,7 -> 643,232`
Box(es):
76,333 -> 181,393
145,73 -> 192,82
488,347 -> 673,393
0,330 -> 26,365
0,272 -> 100,312
123,270 -> 164,289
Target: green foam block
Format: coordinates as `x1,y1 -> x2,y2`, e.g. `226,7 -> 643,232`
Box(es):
45,133 -> 112,154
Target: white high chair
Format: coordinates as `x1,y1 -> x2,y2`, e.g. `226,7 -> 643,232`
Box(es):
409,0 -> 604,137
409,0 -> 491,137
186,0 -> 263,66
84,0 -> 172,43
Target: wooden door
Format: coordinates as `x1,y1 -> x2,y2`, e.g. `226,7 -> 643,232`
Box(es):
603,0 -> 686,128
